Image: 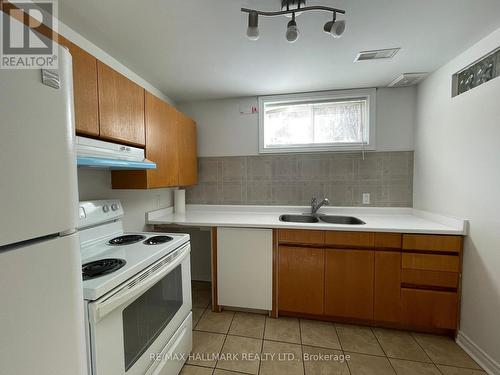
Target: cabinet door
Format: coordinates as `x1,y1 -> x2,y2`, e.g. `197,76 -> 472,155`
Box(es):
374,251 -> 401,323
58,37 -> 99,136
217,228 -> 273,310
278,246 -> 324,315
97,62 -> 145,146
177,112 -> 198,186
145,92 -> 179,188
401,288 -> 458,330
325,249 -> 374,320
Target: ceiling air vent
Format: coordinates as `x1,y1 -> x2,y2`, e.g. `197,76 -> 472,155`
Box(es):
354,48 -> 400,62
388,73 -> 428,87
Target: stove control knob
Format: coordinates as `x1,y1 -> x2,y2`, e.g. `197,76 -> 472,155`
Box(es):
111,203 -> 119,211
102,205 -> 110,213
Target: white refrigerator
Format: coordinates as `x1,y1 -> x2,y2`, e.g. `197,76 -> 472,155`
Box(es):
0,45 -> 88,375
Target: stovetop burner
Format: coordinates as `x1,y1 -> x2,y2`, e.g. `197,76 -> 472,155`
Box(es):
82,258 -> 126,280
108,234 -> 146,246
143,236 -> 174,245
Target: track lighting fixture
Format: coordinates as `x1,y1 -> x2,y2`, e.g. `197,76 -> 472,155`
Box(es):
242,0 -> 346,42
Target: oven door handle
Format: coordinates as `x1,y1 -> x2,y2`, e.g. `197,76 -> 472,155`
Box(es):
89,244 -> 190,323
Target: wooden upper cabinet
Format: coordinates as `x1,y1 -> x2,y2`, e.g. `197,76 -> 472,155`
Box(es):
111,92 -> 179,189
97,62 -> 145,146
145,92 -> 179,188
71,45 -> 99,136
325,249 -> 374,320
177,111 -> 198,186
111,92 -> 199,190
57,37 -> 99,136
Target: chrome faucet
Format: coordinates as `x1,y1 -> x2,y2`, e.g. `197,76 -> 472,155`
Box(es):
311,197 -> 330,215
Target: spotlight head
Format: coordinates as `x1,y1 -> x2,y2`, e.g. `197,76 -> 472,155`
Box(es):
247,11 -> 259,40
286,16 -> 299,43
323,20 -> 334,33
329,19 -> 346,38
323,12 -> 345,38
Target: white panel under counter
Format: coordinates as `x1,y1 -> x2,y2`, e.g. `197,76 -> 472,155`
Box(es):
217,228 -> 273,311
146,205 -> 468,235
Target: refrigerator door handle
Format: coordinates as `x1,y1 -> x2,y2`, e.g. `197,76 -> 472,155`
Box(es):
41,68 -> 61,89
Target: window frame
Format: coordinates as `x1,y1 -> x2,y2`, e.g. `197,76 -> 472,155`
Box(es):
258,88 -> 377,154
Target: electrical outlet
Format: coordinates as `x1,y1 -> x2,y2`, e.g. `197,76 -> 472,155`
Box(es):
362,193 -> 371,205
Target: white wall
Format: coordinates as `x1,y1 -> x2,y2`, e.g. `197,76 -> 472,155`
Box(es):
78,169 -> 173,232
414,27 -> 500,373
178,87 -> 416,157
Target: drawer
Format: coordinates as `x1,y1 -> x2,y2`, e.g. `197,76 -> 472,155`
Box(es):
278,229 -> 324,246
402,253 -> 460,272
374,233 -> 402,250
402,269 -> 459,289
402,234 -> 462,254
325,231 -> 374,248
401,288 -> 458,330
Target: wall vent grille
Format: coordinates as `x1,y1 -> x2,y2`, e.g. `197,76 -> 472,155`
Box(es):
388,73 -> 428,87
354,48 -> 400,62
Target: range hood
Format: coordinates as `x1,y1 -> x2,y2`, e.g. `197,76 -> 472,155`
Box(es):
76,136 -> 156,170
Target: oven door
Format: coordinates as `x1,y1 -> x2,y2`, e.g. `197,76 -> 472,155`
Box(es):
87,243 -> 192,375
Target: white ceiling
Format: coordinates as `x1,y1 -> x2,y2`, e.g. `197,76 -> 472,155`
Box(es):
58,0 -> 500,102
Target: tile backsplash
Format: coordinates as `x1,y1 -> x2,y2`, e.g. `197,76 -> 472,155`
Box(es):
186,151 -> 414,207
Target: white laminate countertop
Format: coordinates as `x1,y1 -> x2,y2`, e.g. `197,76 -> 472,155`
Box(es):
146,205 -> 468,235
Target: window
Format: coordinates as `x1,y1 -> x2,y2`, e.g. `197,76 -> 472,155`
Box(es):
452,46 -> 500,97
258,89 -> 376,153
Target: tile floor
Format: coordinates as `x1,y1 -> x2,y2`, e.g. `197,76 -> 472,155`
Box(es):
183,282 -> 486,375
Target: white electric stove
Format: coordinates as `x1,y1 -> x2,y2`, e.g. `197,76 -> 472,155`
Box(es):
79,200 -> 192,375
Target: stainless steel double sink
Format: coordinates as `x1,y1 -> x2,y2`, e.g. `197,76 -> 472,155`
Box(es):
279,214 -> 365,225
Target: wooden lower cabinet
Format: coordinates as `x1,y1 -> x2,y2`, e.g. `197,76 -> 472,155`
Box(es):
402,253 -> 460,273
278,229 -> 325,246
403,234 -> 462,254
401,288 -> 458,330
374,251 -> 401,323
324,249 -> 374,320
275,230 -> 463,334
278,246 -> 324,315
401,269 -> 459,289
